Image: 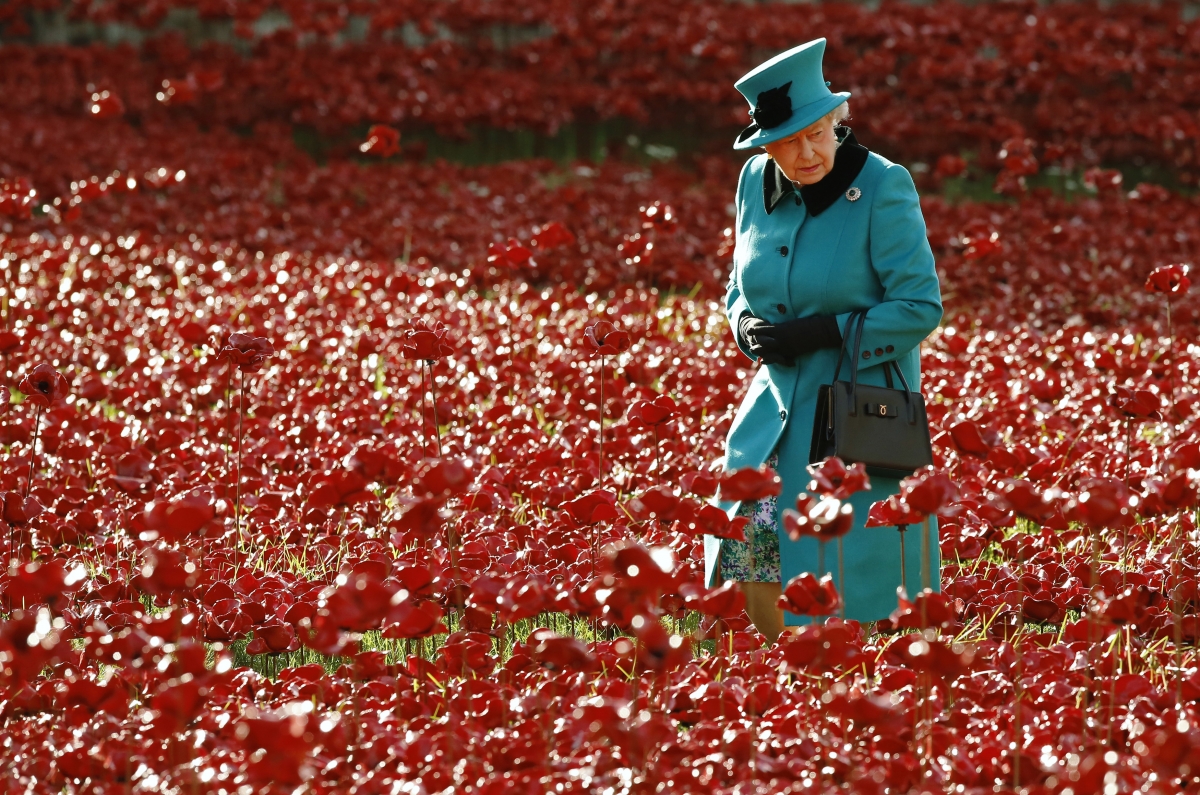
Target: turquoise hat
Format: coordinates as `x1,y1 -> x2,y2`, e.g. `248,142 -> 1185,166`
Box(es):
733,38 -> 851,150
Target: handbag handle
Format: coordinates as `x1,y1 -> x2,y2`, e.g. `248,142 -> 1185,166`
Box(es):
833,309 -> 919,424
888,360 -> 918,424
846,311 -> 868,417
830,309 -> 866,386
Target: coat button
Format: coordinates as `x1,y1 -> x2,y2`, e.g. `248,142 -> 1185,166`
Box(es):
779,410 -> 787,420
862,351 -> 871,360
885,345 -> 894,353
776,303 -> 787,313
875,347 -> 884,356
779,246 -> 788,256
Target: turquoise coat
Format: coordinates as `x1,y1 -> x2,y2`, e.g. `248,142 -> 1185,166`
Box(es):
704,137 -> 944,626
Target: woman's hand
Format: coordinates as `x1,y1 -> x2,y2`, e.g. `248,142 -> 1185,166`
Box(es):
740,313 -> 842,365
738,315 -> 786,365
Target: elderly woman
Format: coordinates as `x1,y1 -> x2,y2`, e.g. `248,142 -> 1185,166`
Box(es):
703,38 -> 944,642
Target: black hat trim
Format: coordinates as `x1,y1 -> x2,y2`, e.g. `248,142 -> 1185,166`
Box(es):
749,81 -> 793,130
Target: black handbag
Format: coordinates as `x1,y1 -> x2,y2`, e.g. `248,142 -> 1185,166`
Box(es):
809,309 -> 933,479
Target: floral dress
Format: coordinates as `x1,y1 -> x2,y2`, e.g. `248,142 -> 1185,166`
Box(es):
718,451 -> 782,582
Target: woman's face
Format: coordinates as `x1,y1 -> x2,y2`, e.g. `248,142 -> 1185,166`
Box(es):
762,116 -> 838,185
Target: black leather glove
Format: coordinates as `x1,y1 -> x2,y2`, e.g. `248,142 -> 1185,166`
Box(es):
739,313 -> 842,365
738,315 -> 786,366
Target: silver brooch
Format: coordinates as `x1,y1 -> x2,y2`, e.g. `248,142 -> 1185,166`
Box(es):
846,187 -> 862,202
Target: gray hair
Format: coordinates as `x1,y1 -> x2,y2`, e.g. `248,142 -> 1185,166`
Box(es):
826,101 -> 851,128
828,101 -> 852,146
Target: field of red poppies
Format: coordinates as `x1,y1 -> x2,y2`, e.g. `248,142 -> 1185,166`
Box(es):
1,1 -> 1199,793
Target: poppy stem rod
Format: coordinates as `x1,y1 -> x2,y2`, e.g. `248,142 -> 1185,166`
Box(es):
1015,560 -> 1027,787
25,404 -> 40,499
920,516 -> 931,592
236,369 -> 245,556
838,536 -> 845,620
598,356 -> 605,487
1166,297 -> 1176,431
426,360 -> 442,458
653,425 -> 659,485
417,362 -> 428,459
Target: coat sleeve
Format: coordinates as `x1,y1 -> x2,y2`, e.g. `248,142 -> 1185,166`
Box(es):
725,156 -> 758,362
835,163 -> 943,366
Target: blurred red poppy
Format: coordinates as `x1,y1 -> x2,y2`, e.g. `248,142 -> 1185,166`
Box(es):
890,589 -> 959,629
889,635 -> 973,680
529,629 -> 598,672
307,470 -> 375,509
993,478 -> 1058,523
0,330 -> 24,356
633,619 -> 690,671
88,89 -> 124,118
246,622 -> 299,654
360,124 -> 401,158
934,154 -> 967,179
532,221 -> 576,249
640,201 -> 676,232
143,487 -> 219,542
158,77 -> 198,106
692,581 -> 746,619
488,238 -> 534,268
562,489 -> 619,524
1063,478 -> 1137,529
783,494 -> 854,541
676,471 -> 716,498
0,178 -> 36,220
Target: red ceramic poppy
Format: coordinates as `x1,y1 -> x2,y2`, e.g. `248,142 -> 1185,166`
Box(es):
865,494 -> 927,528
627,395 -> 677,427
783,494 -> 854,541
217,333 -> 275,373
401,321 -> 454,361
88,89 -> 124,119
360,124 -> 401,158
487,238 -> 534,268
1110,386 -> 1162,420
899,467 -> 959,515
991,478 -> 1059,524
532,221 -> 576,249
18,364 -> 69,408
583,321 -> 631,357
778,572 -> 841,617
529,629 -> 598,672
806,456 -> 870,500
947,420 -> 994,459
717,465 -> 781,502
1145,264 -> 1191,295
